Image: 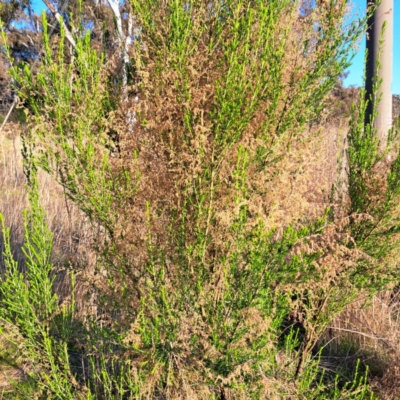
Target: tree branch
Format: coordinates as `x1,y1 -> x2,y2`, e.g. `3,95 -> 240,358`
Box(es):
42,0 -> 76,48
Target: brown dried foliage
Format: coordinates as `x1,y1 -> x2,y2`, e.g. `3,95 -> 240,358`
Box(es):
101,0 -> 352,282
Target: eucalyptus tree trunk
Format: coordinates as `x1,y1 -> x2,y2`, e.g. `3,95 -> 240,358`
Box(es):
365,0 -> 393,150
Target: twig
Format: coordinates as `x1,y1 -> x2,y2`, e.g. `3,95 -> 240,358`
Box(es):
329,326 -> 391,345
0,98 -> 17,134
42,0 -> 76,48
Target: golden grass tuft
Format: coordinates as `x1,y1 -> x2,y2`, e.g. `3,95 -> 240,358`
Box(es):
323,291 -> 400,400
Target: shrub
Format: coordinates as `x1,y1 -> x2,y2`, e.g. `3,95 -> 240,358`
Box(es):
0,0 -> 398,398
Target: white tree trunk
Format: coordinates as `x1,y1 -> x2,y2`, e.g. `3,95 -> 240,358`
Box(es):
105,0 -> 138,133
365,0 -> 393,150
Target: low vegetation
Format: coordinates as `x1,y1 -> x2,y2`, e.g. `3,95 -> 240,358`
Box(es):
0,0 -> 400,398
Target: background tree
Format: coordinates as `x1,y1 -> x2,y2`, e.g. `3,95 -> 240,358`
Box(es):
0,0 -> 40,115
0,0 -> 136,128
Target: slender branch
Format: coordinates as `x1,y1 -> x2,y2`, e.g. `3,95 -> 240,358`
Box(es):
42,0 -> 76,48
0,97 -> 17,134
106,0 -> 125,43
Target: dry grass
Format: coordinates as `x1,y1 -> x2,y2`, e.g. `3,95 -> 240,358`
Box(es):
0,121 -> 95,263
321,292 -> 400,400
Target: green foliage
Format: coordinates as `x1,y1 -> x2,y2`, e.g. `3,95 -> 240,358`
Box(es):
2,14 -> 139,238
0,167 -> 77,398
1,0 -> 398,398
344,30 -> 400,284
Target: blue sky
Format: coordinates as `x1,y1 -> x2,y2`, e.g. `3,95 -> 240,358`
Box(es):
31,0 -> 45,15
31,0 -> 398,94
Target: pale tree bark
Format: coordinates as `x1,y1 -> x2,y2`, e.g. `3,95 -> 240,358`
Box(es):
365,0 -> 393,150
105,0 -> 133,88
42,0 -> 76,48
105,0 -> 137,132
